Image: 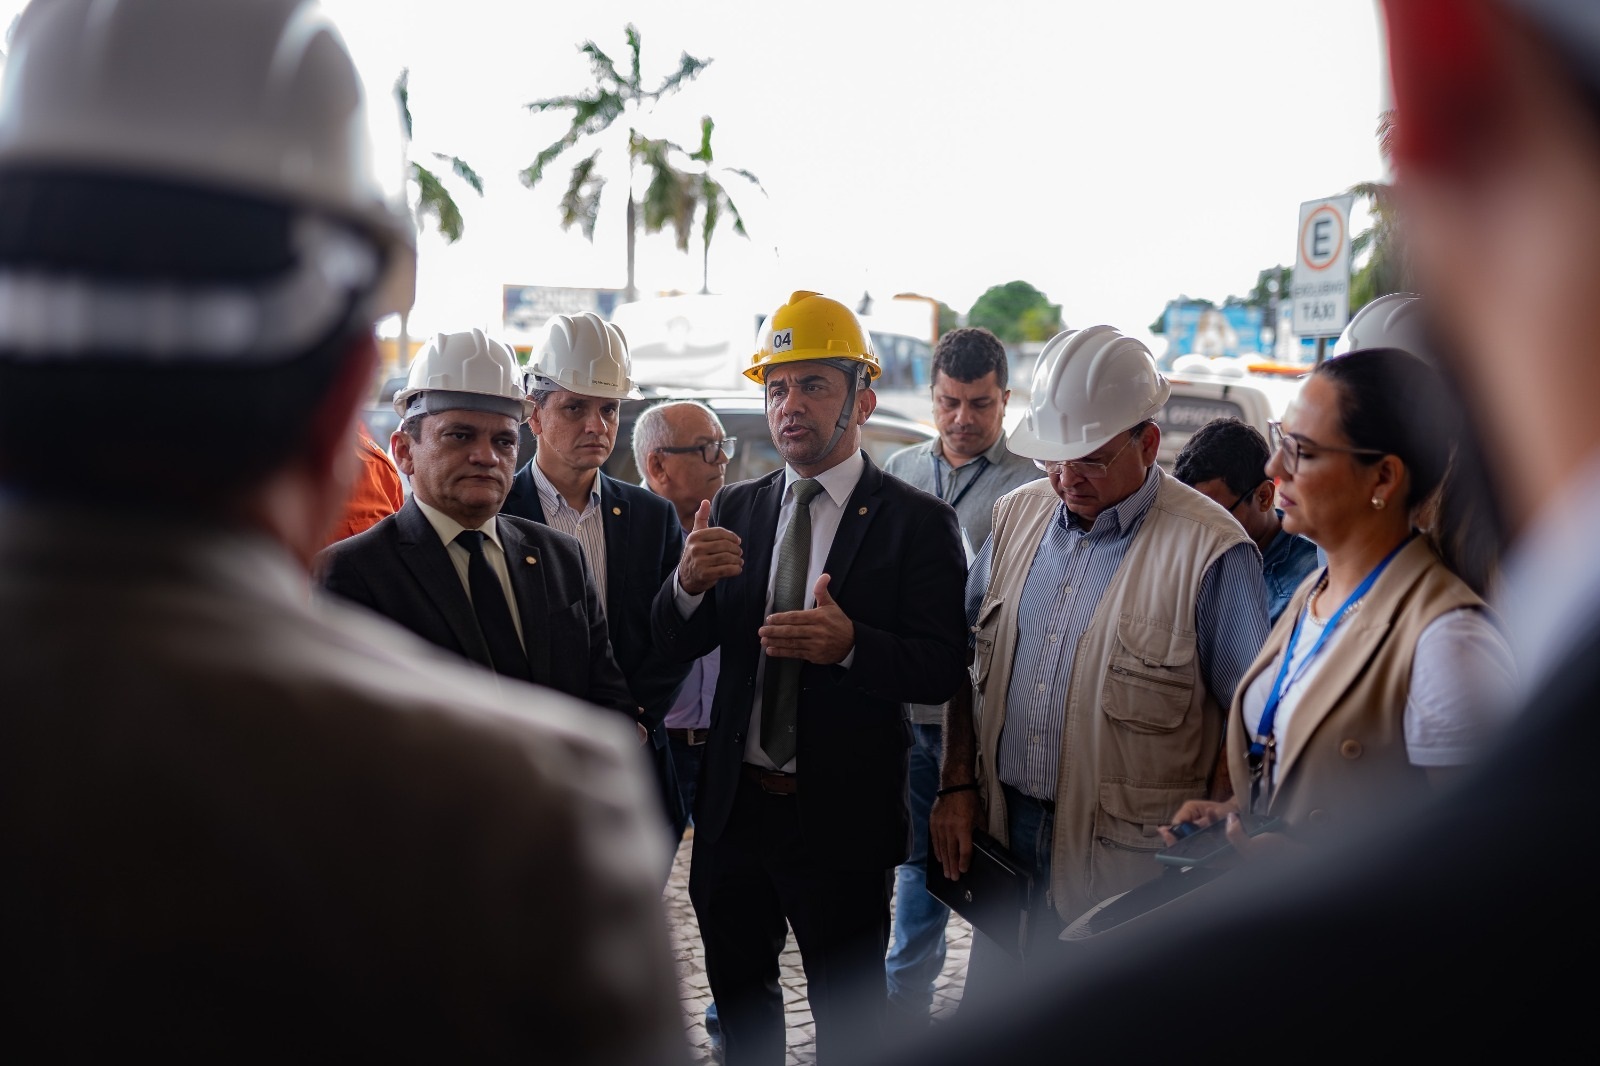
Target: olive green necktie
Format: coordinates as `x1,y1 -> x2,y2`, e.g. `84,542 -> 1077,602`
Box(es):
761,478 -> 824,767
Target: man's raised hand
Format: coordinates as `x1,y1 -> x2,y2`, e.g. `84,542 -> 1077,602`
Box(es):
678,500 -> 743,596
759,573 -> 855,665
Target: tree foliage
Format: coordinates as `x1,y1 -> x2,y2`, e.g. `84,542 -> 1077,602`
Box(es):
687,116 -> 764,294
1349,110 -> 1406,312
1148,296 -> 1214,336
967,281 -> 1064,344
396,69 -> 483,245
520,24 -> 712,299
1244,265 -> 1292,309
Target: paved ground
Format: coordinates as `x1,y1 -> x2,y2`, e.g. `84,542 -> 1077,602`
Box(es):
663,829 -> 972,1064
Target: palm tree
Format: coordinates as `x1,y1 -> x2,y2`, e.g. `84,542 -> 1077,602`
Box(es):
520,24 -> 710,302
1349,110 -> 1405,312
394,68 -> 483,374
686,116 -> 765,294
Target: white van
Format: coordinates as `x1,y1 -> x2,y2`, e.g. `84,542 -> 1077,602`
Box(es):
607,294 -> 765,393
1157,363 -> 1304,470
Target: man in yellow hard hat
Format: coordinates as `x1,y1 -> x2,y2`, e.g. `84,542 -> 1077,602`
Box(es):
652,291 -> 969,1065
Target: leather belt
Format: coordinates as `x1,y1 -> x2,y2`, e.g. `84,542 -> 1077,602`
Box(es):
667,727 -> 710,747
1002,781 -> 1055,812
741,763 -> 798,795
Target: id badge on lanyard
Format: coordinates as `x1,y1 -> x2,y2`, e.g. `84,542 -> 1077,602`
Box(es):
1247,534 -> 1415,811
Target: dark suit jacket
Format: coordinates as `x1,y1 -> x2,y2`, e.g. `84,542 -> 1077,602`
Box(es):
860,623 -> 1597,1064
502,465 -> 690,746
316,498 -> 636,719
503,463 -> 691,837
651,452 -> 969,871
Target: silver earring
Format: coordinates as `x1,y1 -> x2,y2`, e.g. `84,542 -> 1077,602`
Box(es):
1371,496 -> 1385,511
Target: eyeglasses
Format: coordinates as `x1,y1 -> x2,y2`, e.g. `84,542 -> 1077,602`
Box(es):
1267,421 -> 1385,475
657,437 -> 737,464
1033,434 -> 1136,479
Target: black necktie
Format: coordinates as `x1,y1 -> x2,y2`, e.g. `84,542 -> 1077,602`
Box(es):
454,529 -> 530,682
762,478 -> 824,767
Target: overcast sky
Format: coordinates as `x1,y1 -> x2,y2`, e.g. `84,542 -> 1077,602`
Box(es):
3,0 -> 1392,349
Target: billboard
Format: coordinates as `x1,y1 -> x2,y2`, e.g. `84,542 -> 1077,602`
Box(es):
1159,302 -> 1266,366
502,285 -> 622,340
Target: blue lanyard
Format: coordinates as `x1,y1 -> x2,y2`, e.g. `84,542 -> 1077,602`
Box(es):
932,453 -> 991,509
1247,534 -> 1415,802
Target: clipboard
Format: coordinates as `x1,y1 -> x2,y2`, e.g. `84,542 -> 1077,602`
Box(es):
926,829 -> 1035,959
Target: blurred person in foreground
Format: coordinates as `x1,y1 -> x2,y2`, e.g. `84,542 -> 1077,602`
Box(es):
878,326 -> 1037,1031
0,1 -> 687,1061
1160,348 -> 1515,854
931,324 -> 1270,1001
652,291 -> 968,1065
857,0 -> 1598,1060
1173,416 -> 1319,624
634,398 -> 735,1060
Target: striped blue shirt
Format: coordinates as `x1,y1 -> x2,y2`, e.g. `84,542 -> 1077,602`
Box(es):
965,466 -> 1270,800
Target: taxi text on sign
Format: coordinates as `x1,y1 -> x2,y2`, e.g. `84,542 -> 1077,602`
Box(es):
1291,195 -> 1355,338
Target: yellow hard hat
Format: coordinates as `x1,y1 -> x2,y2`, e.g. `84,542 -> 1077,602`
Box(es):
744,290 -> 882,384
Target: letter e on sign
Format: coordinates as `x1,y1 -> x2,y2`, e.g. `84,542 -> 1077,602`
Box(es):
1300,206 -> 1344,271
771,328 -> 794,353
1291,194 -> 1355,338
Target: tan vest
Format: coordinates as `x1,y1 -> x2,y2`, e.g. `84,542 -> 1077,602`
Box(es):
971,468 -> 1251,925
1225,536 -> 1486,836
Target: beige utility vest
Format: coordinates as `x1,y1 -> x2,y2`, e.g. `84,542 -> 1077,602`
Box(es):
1225,536 -> 1486,835
971,470 -> 1251,926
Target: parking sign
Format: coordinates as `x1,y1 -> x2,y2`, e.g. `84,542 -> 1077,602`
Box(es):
1291,195 -> 1355,337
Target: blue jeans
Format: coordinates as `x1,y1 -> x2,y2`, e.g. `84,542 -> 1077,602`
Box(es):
959,784 -> 1063,1013
886,722 -> 950,1016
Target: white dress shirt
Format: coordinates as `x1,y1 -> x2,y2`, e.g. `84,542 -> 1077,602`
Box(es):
530,458 -> 608,608
674,449 -> 866,772
414,498 -> 525,649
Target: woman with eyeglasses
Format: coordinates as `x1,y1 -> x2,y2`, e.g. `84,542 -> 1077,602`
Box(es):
1159,346 -> 1516,855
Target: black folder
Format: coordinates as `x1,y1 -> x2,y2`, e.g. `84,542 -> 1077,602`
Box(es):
925,830 -> 1035,959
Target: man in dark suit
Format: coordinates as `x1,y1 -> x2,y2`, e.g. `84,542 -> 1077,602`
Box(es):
318,329 -> 641,734
652,291 -> 969,1065
503,311 -> 691,844
859,2 -> 1598,1061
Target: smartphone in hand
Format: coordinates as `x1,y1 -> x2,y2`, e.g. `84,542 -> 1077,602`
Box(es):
1155,812 -> 1282,868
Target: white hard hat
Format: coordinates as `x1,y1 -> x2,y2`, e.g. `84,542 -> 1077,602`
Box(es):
1333,293 -> 1426,357
1009,325 -> 1171,462
0,0 -> 415,323
393,329 -> 534,421
524,312 -> 643,399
